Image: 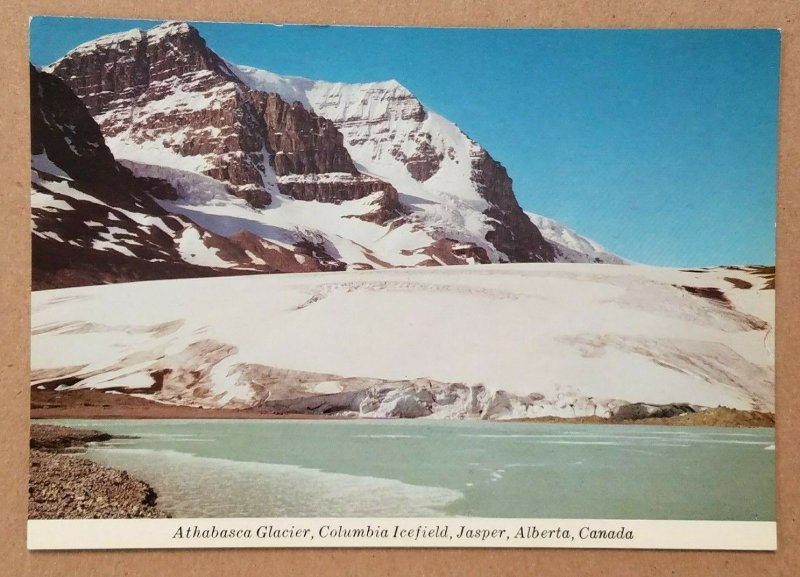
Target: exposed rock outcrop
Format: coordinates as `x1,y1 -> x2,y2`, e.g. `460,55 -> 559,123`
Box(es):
611,402 -> 702,420
31,64 -> 223,287
259,93 -> 358,176
31,64 -> 166,210
276,174 -> 398,203
347,189 -> 408,225
402,238 -> 492,266
471,148 -> 555,263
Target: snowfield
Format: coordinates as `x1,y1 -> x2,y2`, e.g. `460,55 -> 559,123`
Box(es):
525,212 -> 628,265
30,263 -> 774,419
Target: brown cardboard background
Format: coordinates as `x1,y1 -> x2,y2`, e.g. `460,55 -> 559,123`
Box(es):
1,0 -> 797,574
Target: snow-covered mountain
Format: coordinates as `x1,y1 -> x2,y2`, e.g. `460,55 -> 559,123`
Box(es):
526,212 -> 627,264
34,21 -> 622,288
233,66 -> 557,264
31,264 -> 775,419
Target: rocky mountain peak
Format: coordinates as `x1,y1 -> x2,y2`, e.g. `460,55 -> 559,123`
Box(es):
147,20 -> 194,38
47,21 -> 238,117
312,79 -> 427,127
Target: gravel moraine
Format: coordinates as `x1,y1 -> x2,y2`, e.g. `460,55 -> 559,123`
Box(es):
29,424 -> 168,519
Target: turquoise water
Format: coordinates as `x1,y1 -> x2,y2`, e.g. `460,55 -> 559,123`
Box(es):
45,419 -> 775,520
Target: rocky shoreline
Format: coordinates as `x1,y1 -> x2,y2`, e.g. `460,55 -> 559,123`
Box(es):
29,424 -> 168,519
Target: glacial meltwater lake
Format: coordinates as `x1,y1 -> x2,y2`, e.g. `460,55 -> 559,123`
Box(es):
44,419 -> 775,520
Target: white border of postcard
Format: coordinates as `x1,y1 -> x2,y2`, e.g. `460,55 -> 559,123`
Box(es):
28,518 -> 777,550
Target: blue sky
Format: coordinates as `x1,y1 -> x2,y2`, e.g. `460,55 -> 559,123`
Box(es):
30,18 -> 780,266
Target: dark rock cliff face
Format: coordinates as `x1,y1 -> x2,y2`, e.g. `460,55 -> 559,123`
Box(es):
30,65 -> 156,208
257,93 -> 358,176
471,149 -> 555,263
44,23 -> 239,115
276,176 -> 398,204
47,22 -> 399,210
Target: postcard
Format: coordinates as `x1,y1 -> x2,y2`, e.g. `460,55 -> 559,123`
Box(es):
27,17 -> 779,551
